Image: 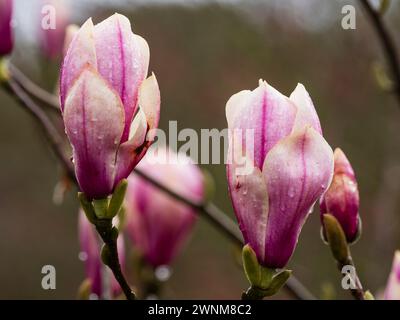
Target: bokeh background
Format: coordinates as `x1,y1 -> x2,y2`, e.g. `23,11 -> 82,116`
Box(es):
1,0 -> 400,299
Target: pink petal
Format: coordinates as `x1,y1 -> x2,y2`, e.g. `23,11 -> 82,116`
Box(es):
320,148 -> 359,242
40,0 -> 70,59
113,109 -> 148,185
63,68 -> 124,199
226,80 -> 297,170
0,0 -> 13,56
333,147 -> 355,178
93,13 -> 149,142
261,126 -> 333,268
62,24 -> 79,57
385,251 -> 400,300
60,18 -> 97,111
113,74 -> 161,185
137,74 -> 160,138
289,83 -> 322,134
125,147 -> 203,267
227,156 -> 269,264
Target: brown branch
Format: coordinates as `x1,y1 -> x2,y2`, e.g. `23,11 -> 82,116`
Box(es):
8,63 -> 60,110
336,254 -> 365,300
358,0 -> 400,106
2,66 -> 316,301
4,78 -> 75,182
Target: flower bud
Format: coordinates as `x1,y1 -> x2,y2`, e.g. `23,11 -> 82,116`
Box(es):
60,14 -> 160,199
320,148 -> 360,243
384,251 -> 400,300
226,81 -> 334,269
78,211 -> 125,298
0,0 -> 13,56
39,0 -> 70,59
125,147 -> 204,268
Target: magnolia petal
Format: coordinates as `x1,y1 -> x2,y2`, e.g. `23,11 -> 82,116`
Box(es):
320,148 -> 359,242
60,18 -> 97,110
125,147 -> 202,267
262,126 -> 333,268
134,34 -> 150,81
227,80 -> 297,169
384,251 -> 400,300
40,0 -> 70,59
138,73 -> 160,140
227,151 -> 269,264
62,24 -> 79,57
63,68 -> 125,199
226,90 -> 251,128
93,13 -> 148,141
333,147 -> 355,178
0,0 -> 13,56
113,108 -> 148,185
289,83 -> 322,134
111,74 -> 160,184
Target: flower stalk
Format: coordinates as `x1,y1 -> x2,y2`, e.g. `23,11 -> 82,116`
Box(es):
322,214 -> 370,300
79,180 -> 136,300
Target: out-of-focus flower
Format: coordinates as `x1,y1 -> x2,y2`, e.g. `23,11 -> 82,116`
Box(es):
0,0 -> 13,56
60,14 -> 160,199
78,211 -> 125,298
226,80 -> 333,269
125,147 -> 204,268
320,148 -> 360,243
39,0 -> 70,59
384,251 -> 400,300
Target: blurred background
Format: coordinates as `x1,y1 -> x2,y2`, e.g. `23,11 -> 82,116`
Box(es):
1,0 -> 400,299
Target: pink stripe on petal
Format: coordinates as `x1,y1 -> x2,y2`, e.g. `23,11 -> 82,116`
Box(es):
93,14 -> 148,142
262,127 -> 333,268
228,81 -> 297,169
63,68 -> 124,199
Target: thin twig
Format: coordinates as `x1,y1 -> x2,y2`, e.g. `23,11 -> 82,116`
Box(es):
8,63 -> 60,110
336,254 -> 365,300
2,67 -> 316,301
4,79 -> 75,182
95,219 -> 136,300
358,0 -> 400,106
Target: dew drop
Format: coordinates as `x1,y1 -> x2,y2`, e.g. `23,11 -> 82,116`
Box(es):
78,251 -> 88,261
288,187 -> 295,198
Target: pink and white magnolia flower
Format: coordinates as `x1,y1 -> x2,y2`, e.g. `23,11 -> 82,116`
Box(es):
78,210 -> 125,298
0,0 -> 13,56
226,80 -> 334,269
60,14 -> 160,199
125,147 -> 204,268
40,0 -> 70,59
320,148 -> 360,243
384,251 -> 400,300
